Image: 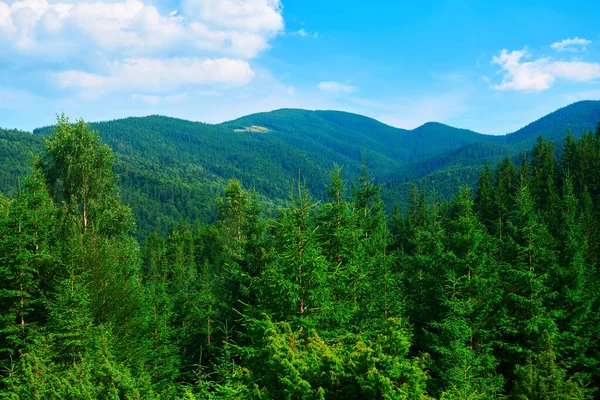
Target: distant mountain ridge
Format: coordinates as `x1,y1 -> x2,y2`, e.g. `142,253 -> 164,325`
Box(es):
503,100 -> 600,144
2,100 -> 600,237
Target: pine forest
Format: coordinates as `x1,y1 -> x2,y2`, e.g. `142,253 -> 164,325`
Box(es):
1,115 -> 600,399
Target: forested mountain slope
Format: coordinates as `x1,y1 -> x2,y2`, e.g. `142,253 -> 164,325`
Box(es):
503,99 -> 600,145
2,116 -> 600,398
383,100 -> 600,204
0,128 -> 43,196
2,100 -> 600,237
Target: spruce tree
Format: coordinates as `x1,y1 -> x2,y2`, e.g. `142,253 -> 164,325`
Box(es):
497,179 -> 558,383
142,232 -> 180,394
0,165 -> 56,365
431,188 -> 503,398
404,199 -> 446,357
316,165 -> 359,331
265,178 -> 329,324
492,155 -> 517,241
474,161 -> 495,228
530,136 -> 560,231
513,331 -> 584,400
351,161 -> 397,329
553,175 -> 595,377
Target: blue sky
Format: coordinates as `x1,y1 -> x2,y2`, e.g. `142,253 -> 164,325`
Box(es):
1,0 -> 600,133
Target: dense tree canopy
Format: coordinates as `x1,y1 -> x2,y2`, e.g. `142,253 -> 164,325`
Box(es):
1,116 -> 600,398
2,101 -> 600,240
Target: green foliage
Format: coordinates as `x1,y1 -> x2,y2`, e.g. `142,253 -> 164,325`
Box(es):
238,315 -> 430,399
37,114 -> 134,237
432,188 -> 504,399
3,328 -> 154,399
513,331 -> 586,400
1,112 -> 600,398
0,128 -> 43,198
0,165 -> 56,364
3,101 -> 600,237
264,177 -> 330,321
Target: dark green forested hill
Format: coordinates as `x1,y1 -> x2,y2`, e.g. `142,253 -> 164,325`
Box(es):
2,116 -> 600,398
2,100 -> 600,237
0,128 -> 43,196
222,109 -> 495,164
384,100 -> 600,204
503,99 -> 600,145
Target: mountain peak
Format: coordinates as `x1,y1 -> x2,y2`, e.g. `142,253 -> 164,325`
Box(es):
414,121 -> 453,130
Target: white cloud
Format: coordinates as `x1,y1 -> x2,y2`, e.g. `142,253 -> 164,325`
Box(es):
317,81 -> 356,94
0,0 -> 284,59
551,37 -> 591,52
549,61 -> 600,81
188,21 -> 272,59
57,58 -> 255,94
491,48 -> 600,91
492,49 -> 554,91
290,28 -> 317,38
181,0 -> 283,33
0,0 -> 285,100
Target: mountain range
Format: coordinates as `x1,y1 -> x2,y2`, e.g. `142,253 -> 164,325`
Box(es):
2,100 -> 600,238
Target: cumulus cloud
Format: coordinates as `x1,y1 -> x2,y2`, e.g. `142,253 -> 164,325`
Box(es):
0,0 -> 284,94
317,81 -> 356,94
181,0 -> 283,33
491,48 -> 600,91
56,58 -> 255,94
0,0 -> 283,58
551,37 -> 591,52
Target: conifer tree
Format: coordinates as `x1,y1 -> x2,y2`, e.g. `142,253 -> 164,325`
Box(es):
554,175 -> 595,375
317,165 -> 359,331
530,136 -> 560,229
350,161 -> 396,328
404,199 -> 446,356
239,191 -> 268,303
216,180 -> 263,322
166,222 -> 205,373
405,185 -> 429,254
265,178 -> 329,324
431,188 -> 503,398
142,231 -> 180,394
517,151 -> 529,182
497,179 -> 558,379
474,161 -> 494,227
492,155 -> 517,241
513,331 -> 584,400
562,131 -> 578,180
389,204 -> 407,253
577,130 -> 600,201
0,165 -> 55,363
